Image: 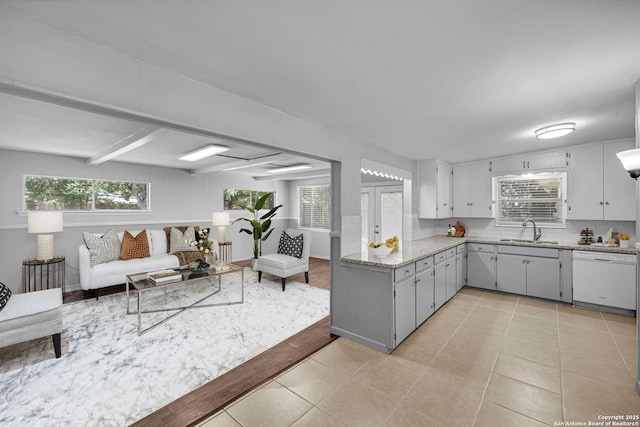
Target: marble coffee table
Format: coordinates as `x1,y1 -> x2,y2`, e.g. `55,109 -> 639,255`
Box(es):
125,262 -> 244,335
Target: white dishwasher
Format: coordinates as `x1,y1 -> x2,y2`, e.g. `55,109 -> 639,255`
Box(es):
572,251 -> 637,311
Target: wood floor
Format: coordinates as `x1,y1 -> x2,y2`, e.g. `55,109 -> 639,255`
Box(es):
64,257 -> 333,427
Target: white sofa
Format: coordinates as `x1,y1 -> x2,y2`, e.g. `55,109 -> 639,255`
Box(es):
79,229 -> 213,294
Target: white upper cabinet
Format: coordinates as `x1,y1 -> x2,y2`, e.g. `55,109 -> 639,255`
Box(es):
419,159 -> 452,219
567,140 -> 635,221
491,149 -> 567,173
452,161 -> 492,218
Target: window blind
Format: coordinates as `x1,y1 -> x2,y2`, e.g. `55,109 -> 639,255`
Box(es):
299,185 -> 331,229
494,173 -> 565,226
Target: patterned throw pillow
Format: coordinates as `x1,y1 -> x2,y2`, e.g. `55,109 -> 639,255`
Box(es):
119,230 -> 151,260
169,226 -> 198,253
277,231 -> 304,258
0,282 -> 11,311
83,228 -> 122,266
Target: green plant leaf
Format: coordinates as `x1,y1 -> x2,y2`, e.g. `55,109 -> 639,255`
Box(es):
232,203 -> 254,214
260,204 -> 283,220
262,229 -> 274,241
254,192 -> 272,211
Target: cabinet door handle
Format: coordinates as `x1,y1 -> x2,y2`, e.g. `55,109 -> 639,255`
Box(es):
523,160 -> 526,169
405,269 -> 411,274
599,201 -> 604,205
527,161 -> 530,168
445,263 -> 450,267
605,201 -> 609,205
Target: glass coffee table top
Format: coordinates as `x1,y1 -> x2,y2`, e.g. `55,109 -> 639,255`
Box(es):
126,262 -> 244,335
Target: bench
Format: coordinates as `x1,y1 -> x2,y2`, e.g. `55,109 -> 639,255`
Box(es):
0,288 -> 63,358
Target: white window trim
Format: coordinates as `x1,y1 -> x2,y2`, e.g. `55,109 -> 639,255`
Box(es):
23,174 -> 151,212
493,172 -> 567,228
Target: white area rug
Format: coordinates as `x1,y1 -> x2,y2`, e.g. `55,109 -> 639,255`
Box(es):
0,270 -> 330,427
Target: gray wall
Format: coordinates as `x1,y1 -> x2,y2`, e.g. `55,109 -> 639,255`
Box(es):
0,149 -> 297,293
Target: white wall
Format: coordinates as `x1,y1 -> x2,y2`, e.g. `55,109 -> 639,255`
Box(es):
0,9 -> 415,259
0,149 -> 297,293
416,217 -> 636,244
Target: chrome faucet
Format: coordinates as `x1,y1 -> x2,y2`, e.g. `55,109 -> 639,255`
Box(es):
522,218 -> 542,242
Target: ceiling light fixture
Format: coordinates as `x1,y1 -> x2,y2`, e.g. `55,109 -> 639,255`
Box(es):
266,165 -> 312,174
179,145 -> 229,162
616,148 -> 640,179
534,122 -> 576,139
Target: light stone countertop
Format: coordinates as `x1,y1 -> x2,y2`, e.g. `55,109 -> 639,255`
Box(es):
340,235 -> 637,269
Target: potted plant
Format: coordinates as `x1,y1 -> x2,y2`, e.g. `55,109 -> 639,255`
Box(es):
232,192 -> 283,261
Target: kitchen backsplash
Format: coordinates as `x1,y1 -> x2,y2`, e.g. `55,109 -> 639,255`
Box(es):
413,216 -> 636,244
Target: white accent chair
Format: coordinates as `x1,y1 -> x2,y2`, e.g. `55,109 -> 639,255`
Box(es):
0,288 -> 63,358
255,229 -> 312,291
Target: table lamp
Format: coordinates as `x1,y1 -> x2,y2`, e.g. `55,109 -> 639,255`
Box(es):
28,211 -> 63,261
212,211 -> 230,243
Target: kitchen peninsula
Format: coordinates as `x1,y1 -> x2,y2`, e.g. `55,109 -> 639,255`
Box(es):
332,235 -> 636,353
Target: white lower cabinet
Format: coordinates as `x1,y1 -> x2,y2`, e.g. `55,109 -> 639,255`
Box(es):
496,245 -> 561,300
415,268 -> 435,326
496,254 -> 527,295
456,245 -> 466,291
394,276 -> 416,345
467,243 -> 496,290
527,257 -> 561,300
434,249 -> 456,309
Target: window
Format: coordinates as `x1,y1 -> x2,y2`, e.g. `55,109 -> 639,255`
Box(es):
223,189 -> 275,210
494,173 -> 566,226
24,175 -> 149,211
299,185 -> 331,230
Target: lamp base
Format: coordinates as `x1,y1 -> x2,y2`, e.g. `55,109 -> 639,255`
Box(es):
217,226 -> 226,244
36,234 -> 55,261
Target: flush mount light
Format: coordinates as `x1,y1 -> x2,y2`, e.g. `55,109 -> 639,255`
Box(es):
179,145 -> 229,162
534,122 -> 576,139
616,148 -> 640,179
266,165 -> 312,174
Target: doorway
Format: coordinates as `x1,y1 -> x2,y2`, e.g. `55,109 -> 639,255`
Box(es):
361,185 -> 403,247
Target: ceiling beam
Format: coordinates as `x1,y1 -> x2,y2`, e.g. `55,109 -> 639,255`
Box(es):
88,126 -> 160,165
253,168 -> 331,181
190,153 -> 289,175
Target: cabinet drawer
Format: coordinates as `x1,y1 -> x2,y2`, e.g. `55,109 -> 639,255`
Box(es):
415,256 -> 434,272
447,248 -> 457,258
394,263 -> 416,283
434,250 -> 448,264
498,245 -> 558,258
467,243 -> 495,253
456,244 -> 466,254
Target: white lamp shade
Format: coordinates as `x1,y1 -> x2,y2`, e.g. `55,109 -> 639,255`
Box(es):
28,211 -> 63,233
616,148 -> 640,171
212,212 -> 230,226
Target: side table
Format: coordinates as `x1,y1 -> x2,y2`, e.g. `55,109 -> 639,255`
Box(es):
22,256 -> 65,293
218,241 -> 232,262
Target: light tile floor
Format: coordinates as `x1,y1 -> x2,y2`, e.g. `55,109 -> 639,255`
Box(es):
199,288 -> 640,427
